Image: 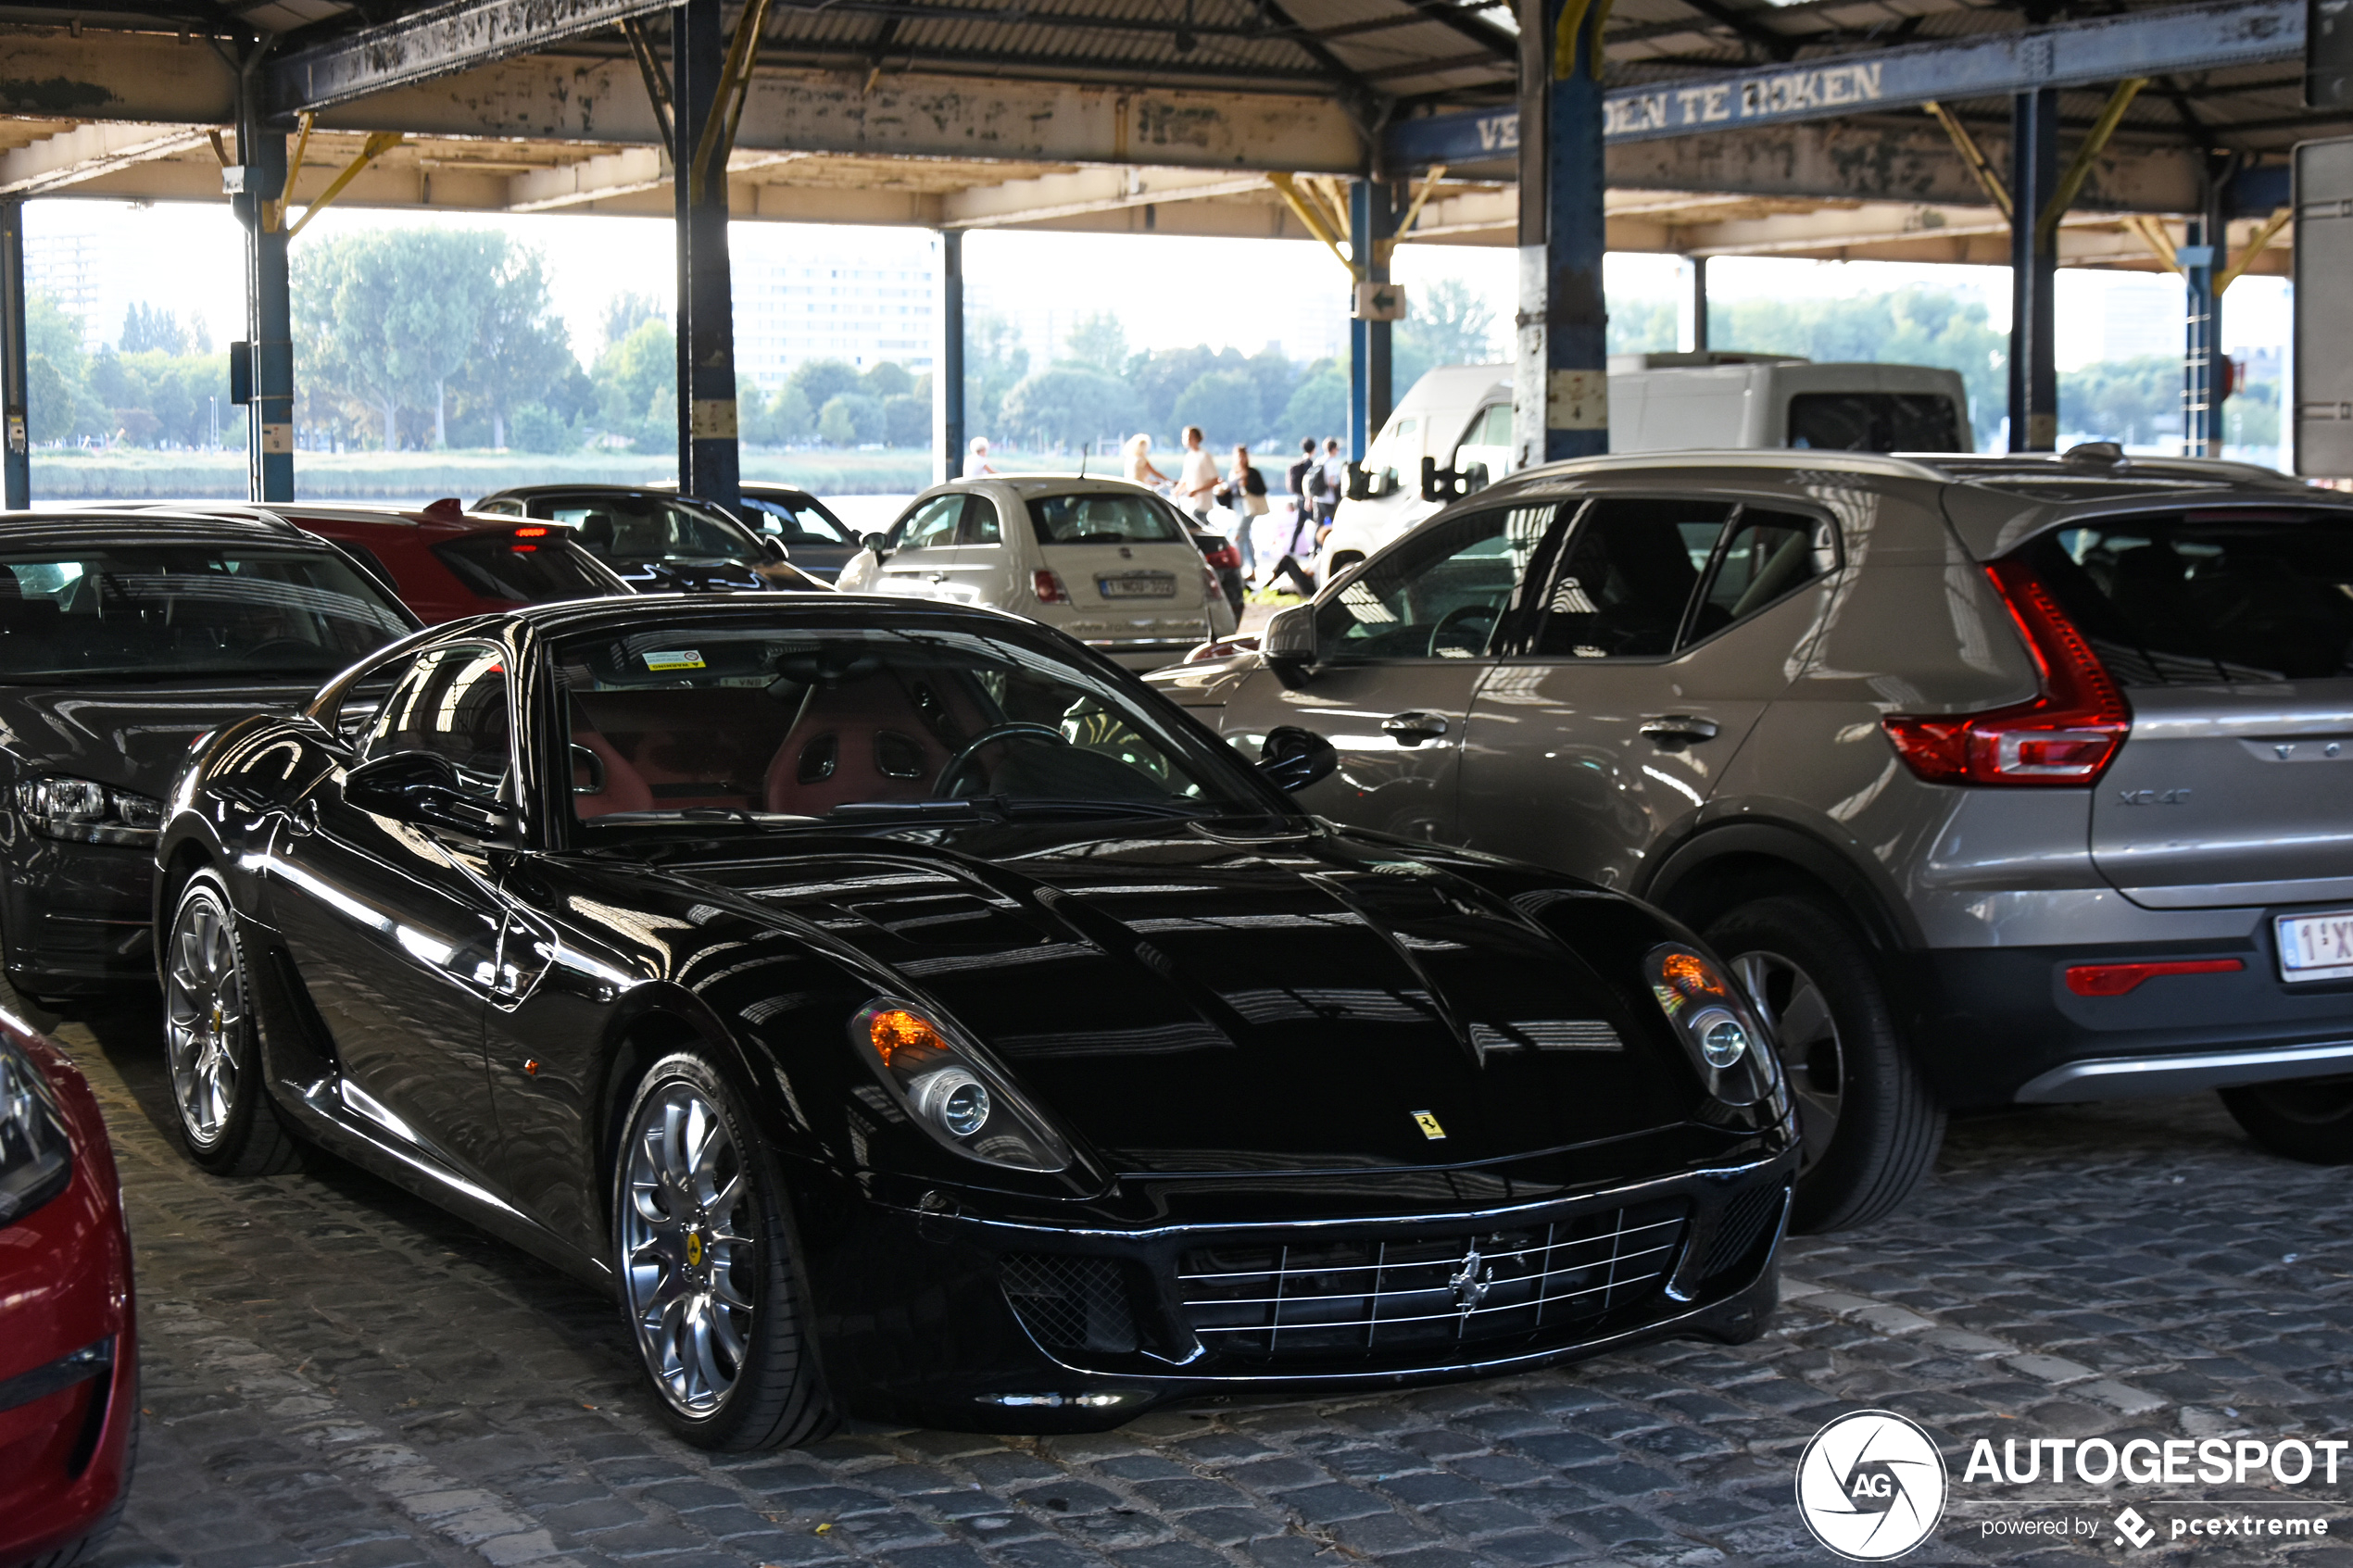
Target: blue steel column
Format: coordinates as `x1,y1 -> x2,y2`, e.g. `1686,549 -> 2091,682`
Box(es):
2,201 -> 27,508
2007,88 -> 2059,452
2181,173 -> 2226,456
936,228 -> 964,483
236,121 -> 293,500
1347,182 -> 1393,460
673,0 -> 740,508
1513,0 -> 1610,469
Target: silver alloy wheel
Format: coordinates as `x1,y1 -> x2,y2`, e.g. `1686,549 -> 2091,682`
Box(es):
1730,948 -> 1844,1173
163,889 -> 245,1148
621,1082 -> 756,1417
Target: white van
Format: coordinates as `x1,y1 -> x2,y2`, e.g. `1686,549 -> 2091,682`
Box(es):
1322,353 -> 1973,574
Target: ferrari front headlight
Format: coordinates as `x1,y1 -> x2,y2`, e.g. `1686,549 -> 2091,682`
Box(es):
1647,944 -> 1783,1108
853,1001 -> 1071,1173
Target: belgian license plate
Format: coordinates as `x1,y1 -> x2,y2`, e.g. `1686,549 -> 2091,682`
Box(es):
1098,572 -> 1176,599
2277,909 -> 2353,983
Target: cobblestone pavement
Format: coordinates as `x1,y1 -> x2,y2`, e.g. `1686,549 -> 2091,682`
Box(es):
27,987 -> 2353,1568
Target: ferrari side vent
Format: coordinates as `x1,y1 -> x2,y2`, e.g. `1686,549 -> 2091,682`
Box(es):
1000,1255 -> 1139,1354
1701,1180 -> 1789,1282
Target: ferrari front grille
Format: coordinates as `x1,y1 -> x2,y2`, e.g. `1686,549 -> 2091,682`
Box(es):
1176,1201 -> 1688,1362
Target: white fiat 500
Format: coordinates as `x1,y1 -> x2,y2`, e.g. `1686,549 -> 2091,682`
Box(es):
837,477 -> 1238,670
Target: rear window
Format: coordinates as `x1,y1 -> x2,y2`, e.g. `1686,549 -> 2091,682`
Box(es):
1788,393 -> 1966,453
433,533 -> 619,604
737,495 -> 853,547
2022,513 -> 2353,684
1027,493 -> 1185,545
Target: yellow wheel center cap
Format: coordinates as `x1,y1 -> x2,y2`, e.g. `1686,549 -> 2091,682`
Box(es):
210,1001 -> 225,1036
686,1231 -> 703,1267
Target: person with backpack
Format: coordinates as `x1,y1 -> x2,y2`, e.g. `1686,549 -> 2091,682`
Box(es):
1286,438 -> 1318,557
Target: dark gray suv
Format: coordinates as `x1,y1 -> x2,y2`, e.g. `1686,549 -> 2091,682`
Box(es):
1151,447 -> 2353,1231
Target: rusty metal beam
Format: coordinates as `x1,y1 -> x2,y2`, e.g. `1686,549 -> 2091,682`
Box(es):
266,0 -> 673,115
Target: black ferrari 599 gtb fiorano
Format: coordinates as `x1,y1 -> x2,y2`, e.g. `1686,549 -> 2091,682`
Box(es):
156,594 -> 1797,1449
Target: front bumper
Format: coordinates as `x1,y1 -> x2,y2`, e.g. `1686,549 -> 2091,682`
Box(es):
1912,916 -> 2353,1108
0,830 -> 157,991
800,1154 -> 1792,1432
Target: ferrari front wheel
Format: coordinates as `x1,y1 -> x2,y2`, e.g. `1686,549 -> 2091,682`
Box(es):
161,871 -> 298,1176
613,1051 -> 837,1449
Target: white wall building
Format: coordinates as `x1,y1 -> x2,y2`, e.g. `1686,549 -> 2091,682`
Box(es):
732,239 -> 937,385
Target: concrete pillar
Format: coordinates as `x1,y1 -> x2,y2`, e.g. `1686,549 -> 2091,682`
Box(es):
1690,255 -> 1710,354
2182,172 -> 2227,457
1512,0 -> 1610,470
2007,88 -> 2060,452
2,200 -> 27,509
936,228 -> 964,482
235,116 -> 293,501
673,0 -> 740,508
1348,181 -> 1393,461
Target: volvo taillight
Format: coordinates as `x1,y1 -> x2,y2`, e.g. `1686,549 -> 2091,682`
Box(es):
1881,557 -> 2129,787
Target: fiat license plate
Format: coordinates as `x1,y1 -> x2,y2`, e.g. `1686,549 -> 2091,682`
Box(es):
1098,571 -> 1176,599
2277,909 -> 2353,983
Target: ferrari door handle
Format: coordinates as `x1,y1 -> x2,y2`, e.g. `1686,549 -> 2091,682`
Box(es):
1640,715 -> 1720,748
1381,711 -> 1451,746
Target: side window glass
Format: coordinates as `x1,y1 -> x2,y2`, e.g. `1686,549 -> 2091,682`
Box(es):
1686,508 -> 1841,645
364,644 -> 512,797
1533,498 -> 1732,659
892,495 -> 964,552
958,495 -> 1002,546
1317,504 -> 1557,661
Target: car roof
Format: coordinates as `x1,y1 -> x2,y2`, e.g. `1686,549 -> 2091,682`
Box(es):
0,508 -> 321,547
938,474 -> 1161,496
494,590 -> 1041,641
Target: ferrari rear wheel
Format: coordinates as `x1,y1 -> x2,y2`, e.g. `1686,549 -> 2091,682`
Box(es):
162,872 -> 298,1177
615,1051 -> 837,1449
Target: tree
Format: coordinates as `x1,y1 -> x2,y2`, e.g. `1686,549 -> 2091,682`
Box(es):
594,318 -> 675,445
1713,286 -> 2007,447
1063,311 -> 1128,374
1606,298 -> 1680,357
602,292 -> 664,348
963,312 -> 1030,437
296,228 -> 500,448
819,393 -> 883,445
883,394 -> 929,448
1128,345 -> 1232,433
2059,357 -> 2180,447
1172,369 -> 1262,447
862,360 -> 915,399
771,384 -> 814,444
25,355 -> 73,444
121,302 -> 192,355
1279,367 -> 1347,444
789,358 -> 863,413
1395,277 -> 1502,392
460,242 -> 574,449
1000,367 -> 1138,449
509,402 -> 573,454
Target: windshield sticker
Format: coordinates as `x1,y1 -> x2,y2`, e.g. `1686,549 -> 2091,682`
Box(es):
643,649 -> 705,671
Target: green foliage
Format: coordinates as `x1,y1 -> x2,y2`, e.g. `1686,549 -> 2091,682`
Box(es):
1607,298 -> 1680,357
818,392 -> 884,446
508,403 -> 573,454
1063,311 -> 1128,374
2059,356 -> 2179,446
2226,377 -> 2279,448
1173,369 -> 1263,446
602,292 -> 663,348
1710,286 -> 2008,447
121,302 -> 205,356
1395,277 -> 1500,392
28,295 -> 85,379
883,394 -> 929,448
790,359 -> 864,413
862,361 -> 915,400
963,313 -> 1031,436
26,355 -> 74,445
1278,367 -> 1347,441
593,319 -> 676,446
999,366 -> 1139,449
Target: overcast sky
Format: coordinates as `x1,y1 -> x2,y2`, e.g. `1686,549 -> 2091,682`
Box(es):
23,196 -> 2290,376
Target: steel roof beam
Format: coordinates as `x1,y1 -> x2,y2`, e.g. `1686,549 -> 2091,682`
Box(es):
1388,0 -> 2303,163
267,0 -> 674,115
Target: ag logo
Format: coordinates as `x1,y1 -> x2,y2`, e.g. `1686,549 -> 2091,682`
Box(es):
1793,1409 -> 1948,1561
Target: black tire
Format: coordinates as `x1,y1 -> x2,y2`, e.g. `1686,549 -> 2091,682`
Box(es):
159,871 -> 300,1177
2220,1077 -> 2353,1163
613,1051 -> 837,1449
1705,895 -> 1944,1234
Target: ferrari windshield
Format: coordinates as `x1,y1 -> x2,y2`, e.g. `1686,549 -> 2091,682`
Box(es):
0,544 -> 415,682
559,621 -> 1272,826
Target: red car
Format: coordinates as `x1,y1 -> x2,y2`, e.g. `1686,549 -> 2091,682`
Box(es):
170,500 -> 632,624
0,1015 -> 136,1568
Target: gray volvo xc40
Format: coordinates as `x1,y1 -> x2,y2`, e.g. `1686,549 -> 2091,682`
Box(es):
1151,447 -> 2353,1232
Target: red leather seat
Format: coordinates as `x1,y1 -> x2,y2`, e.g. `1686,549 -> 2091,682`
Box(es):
764,675 -> 966,815
569,728 -> 654,816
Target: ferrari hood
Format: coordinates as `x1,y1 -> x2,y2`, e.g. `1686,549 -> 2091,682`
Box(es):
0,680 -> 317,799
669,822 -> 1696,1174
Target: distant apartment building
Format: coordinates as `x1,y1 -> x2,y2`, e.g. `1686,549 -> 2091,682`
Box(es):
733,245 -> 937,385
2101,275 -> 2184,363
23,227 -> 120,350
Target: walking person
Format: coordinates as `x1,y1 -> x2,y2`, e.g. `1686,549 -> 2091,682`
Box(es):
1124,433 -> 1169,492
968,435 -> 998,476
1315,436 -> 1345,543
1215,444 -> 1269,585
1285,438 -> 1318,558
1176,426 -> 1220,522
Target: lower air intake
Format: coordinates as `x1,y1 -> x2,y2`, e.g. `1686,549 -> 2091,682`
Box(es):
1178,1201 -> 1687,1363
1701,1180 -> 1789,1281
1000,1255 -> 1139,1354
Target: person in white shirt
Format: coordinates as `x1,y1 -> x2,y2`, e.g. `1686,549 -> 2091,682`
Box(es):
1176,426 -> 1221,521
1124,433 -> 1169,491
